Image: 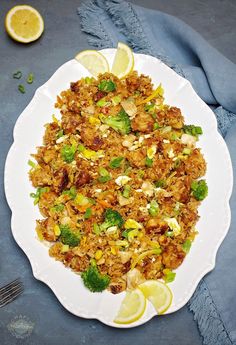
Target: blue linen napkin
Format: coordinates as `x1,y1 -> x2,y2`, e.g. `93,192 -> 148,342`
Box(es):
78,1 -> 236,344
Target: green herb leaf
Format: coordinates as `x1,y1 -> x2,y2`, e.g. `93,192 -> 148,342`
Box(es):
109,157 -> 124,168
52,204 -> 64,212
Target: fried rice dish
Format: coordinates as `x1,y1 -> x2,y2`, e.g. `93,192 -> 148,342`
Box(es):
29,71 -> 208,294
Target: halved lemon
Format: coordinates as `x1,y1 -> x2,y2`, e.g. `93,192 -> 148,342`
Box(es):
75,50 -> 109,77
139,280 -> 172,315
5,5 -> 44,43
114,288 -> 146,324
111,42 -> 134,78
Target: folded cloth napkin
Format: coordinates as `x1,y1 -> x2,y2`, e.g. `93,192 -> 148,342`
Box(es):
78,1 -> 236,344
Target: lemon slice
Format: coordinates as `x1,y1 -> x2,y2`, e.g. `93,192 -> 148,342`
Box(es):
75,50 -> 109,77
139,280 -> 172,315
111,42 -> 134,78
5,5 -> 44,43
114,288 -> 146,324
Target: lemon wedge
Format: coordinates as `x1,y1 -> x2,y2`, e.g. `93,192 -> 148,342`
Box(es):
75,50 -> 109,77
114,288 -> 146,324
5,5 -> 44,43
111,42 -> 134,78
139,280 -> 172,315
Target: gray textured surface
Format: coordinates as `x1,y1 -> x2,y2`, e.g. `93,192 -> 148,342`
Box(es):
0,1 -> 235,344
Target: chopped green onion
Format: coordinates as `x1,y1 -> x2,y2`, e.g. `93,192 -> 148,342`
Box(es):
13,71 -> 22,79
137,170 -> 145,178
144,103 -> 155,112
183,125 -> 203,137
27,73 -> 34,84
96,99 -> 110,107
182,239 -> 192,253
154,179 -> 166,188
62,186 -> 77,200
84,207 -> 92,219
93,223 -> 102,235
78,144 -> 85,152
183,148 -> 191,155
98,167 -> 111,183
52,204 -> 64,212
122,229 -> 132,239
61,144 -> 77,163
191,179 -> 208,201
28,159 -> 36,168
153,122 -> 160,130
122,185 -> 131,198
85,77 -> 93,84
149,200 -> 159,216
30,187 -> 49,205
98,80 -> 116,92
145,157 -> 153,167
164,270 -> 176,283
56,129 -> 64,139
18,84 -> 25,94
109,156 -> 124,168
111,95 -> 121,105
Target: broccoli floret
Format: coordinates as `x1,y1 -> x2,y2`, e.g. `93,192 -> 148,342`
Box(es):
100,208 -> 124,232
191,179 -> 208,201
103,109 -> 131,135
81,260 -> 110,292
98,80 -> 116,92
59,224 -> 80,247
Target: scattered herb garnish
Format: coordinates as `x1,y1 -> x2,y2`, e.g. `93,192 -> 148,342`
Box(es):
27,73 -> 34,84
13,71 -> 22,79
18,84 -> 25,94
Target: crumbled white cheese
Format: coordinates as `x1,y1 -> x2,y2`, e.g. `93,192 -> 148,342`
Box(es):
94,189 -> 102,193
56,135 -> 68,144
164,217 -> 181,236
106,226 -> 118,235
163,139 -> 170,144
147,145 -> 157,159
167,148 -> 175,158
141,181 -> 155,197
181,133 -> 196,147
115,175 -> 131,186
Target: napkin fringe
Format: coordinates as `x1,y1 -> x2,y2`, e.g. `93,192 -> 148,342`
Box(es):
105,0 -> 185,77
188,280 -> 233,345
78,0 -> 113,48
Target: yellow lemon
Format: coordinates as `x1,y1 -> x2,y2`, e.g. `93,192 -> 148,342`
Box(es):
114,288 -> 146,324
111,42 -> 134,78
139,280 -> 173,315
75,50 -> 109,77
5,5 -> 44,43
